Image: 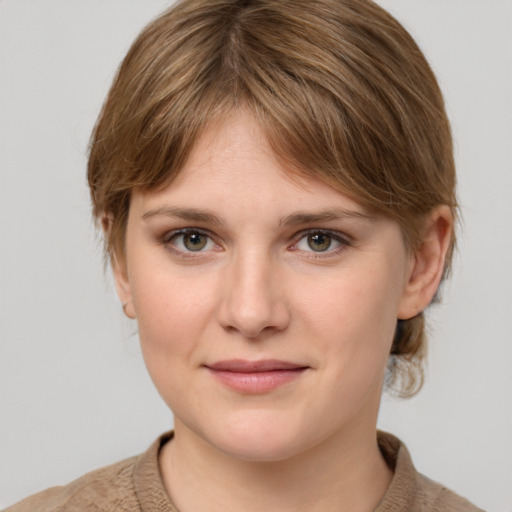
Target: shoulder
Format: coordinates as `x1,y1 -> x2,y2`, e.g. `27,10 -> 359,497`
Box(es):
4,455 -> 141,512
415,472 -> 485,512
376,431 -> 485,512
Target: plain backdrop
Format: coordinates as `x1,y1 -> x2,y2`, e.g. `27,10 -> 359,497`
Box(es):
1,1 -> 511,510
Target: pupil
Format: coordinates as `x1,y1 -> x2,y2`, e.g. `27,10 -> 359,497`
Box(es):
184,233 -> 207,251
308,233 -> 331,252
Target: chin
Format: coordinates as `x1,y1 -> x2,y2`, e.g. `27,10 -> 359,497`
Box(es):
198,412 -> 319,463
216,434 -> 305,463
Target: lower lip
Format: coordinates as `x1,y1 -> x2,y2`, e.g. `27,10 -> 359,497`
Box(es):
207,368 -> 307,393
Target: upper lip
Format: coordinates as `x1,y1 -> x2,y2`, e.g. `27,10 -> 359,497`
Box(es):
206,359 -> 308,372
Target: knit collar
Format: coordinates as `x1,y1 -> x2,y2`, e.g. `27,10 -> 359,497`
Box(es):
133,430 -> 417,512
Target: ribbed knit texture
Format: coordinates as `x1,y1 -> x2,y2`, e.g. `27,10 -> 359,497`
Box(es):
5,431 -> 484,511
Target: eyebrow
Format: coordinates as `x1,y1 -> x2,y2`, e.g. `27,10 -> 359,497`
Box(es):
279,208 -> 374,226
141,206 -> 224,225
142,206 -> 373,226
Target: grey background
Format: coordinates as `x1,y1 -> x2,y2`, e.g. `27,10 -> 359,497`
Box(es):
1,1 -> 511,509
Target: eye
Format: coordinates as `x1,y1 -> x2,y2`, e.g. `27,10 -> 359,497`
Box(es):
294,231 -> 346,253
167,230 -> 216,253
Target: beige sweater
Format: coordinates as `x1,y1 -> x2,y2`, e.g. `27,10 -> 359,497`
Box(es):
5,431 -> 484,511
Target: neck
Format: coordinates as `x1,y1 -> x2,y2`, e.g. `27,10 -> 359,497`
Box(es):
159,420 -> 392,512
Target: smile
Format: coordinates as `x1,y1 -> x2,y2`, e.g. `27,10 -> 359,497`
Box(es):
205,359 -> 309,394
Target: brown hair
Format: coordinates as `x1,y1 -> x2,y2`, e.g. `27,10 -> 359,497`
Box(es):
88,0 -> 457,397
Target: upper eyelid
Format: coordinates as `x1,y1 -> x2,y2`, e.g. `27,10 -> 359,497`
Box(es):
160,227 -> 352,249
162,227 -> 216,242
292,228 -> 352,244
161,229 -> 219,257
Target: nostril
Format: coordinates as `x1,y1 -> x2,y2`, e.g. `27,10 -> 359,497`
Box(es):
219,303 -> 291,339
216,262 -> 291,337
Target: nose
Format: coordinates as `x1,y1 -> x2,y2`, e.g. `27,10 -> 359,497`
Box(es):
217,251 -> 290,339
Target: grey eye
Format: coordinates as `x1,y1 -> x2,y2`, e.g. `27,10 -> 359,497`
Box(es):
170,231 -> 214,252
182,232 -> 208,251
307,233 -> 332,252
295,232 -> 344,253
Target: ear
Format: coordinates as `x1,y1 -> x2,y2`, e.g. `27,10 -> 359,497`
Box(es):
102,214 -> 136,319
397,206 -> 453,320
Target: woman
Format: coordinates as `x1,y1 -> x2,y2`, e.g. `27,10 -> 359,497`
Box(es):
5,0 -> 485,510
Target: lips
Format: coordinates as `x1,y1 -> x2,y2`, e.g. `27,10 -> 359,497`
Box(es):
207,359 -> 307,372
205,359 -> 309,393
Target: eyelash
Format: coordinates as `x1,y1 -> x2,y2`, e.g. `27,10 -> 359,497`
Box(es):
290,229 -> 352,258
161,228 -> 220,259
160,228 -> 352,258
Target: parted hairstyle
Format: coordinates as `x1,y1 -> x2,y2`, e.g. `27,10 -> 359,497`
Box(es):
88,0 -> 457,397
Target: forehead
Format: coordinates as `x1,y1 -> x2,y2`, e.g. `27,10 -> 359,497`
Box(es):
131,112 -> 371,220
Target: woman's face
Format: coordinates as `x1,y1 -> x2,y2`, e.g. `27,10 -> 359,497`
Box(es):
116,112 -> 416,461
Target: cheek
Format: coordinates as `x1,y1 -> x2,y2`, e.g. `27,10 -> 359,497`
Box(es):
129,261 -> 219,379
298,264 -> 402,377
131,279 -> 215,417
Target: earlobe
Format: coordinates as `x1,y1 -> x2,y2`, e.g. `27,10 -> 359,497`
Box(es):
112,254 -> 136,319
398,206 -> 453,320
103,214 -> 136,319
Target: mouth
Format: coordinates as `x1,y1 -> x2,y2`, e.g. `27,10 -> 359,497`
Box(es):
204,359 -> 309,394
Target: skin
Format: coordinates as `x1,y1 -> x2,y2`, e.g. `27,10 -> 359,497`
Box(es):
113,112 -> 452,512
